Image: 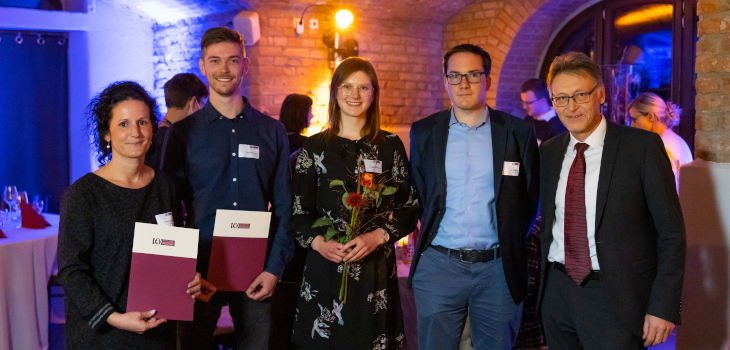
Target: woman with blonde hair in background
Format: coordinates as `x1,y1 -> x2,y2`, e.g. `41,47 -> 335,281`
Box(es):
629,92 -> 692,191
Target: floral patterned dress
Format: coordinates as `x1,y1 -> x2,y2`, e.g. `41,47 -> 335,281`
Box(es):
290,131 -> 419,350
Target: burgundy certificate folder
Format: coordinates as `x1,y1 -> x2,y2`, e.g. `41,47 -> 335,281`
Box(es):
207,210 -> 272,292
127,223 -> 199,321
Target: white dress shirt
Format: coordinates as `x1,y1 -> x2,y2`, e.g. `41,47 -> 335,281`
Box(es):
548,116 -> 607,270
534,108 -> 557,122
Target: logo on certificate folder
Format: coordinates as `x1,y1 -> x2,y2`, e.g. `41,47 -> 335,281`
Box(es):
152,238 -> 176,246
231,223 -> 251,229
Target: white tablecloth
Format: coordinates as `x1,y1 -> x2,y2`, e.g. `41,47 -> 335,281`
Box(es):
0,214 -> 59,350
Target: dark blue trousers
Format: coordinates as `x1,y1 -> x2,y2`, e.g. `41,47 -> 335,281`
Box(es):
412,246 -> 523,350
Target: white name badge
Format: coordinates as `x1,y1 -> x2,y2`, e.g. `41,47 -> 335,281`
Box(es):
239,144 -> 260,159
363,159 -> 383,173
155,212 -> 174,227
502,162 -> 520,176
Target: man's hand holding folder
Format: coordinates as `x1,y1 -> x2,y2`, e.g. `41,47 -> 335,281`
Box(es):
187,272 -> 217,302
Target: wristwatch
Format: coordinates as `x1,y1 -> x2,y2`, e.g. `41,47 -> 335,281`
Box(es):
378,228 -> 390,244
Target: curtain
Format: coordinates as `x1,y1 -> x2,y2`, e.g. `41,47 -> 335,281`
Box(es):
0,31 -> 69,214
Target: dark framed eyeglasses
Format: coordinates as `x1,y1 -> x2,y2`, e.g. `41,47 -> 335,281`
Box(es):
550,85 -> 598,107
445,72 -> 486,85
521,99 -> 539,107
629,111 -> 647,124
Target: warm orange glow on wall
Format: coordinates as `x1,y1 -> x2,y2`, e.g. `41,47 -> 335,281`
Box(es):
614,4 -> 673,28
303,83 -> 331,136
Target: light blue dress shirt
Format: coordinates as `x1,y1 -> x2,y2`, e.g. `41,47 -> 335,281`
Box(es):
431,107 -> 499,250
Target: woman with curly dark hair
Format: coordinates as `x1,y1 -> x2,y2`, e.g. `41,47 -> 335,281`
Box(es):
57,81 -> 213,349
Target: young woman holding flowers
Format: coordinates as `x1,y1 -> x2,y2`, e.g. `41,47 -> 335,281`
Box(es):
290,57 -> 419,350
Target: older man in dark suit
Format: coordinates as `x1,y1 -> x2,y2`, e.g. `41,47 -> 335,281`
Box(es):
408,43 -> 539,350
538,51 -> 686,349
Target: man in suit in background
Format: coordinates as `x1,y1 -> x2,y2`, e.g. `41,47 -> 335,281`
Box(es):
520,78 -> 567,145
408,43 -> 539,350
515,78 -> 566,349
538,51 -> 685,349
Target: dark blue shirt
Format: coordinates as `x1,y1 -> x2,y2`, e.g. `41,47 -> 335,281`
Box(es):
161,97 -> 294,279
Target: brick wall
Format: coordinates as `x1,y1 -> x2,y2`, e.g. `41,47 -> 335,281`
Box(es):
496,0 -> 593,116
695,0 -> 730,162
444,1 -> 536,110
247,3 -> 445,131
443,0 -> 591,117
245,5 -> 331,128
152,10 -> 244,114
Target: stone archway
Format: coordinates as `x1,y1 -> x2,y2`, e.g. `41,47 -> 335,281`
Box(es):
443,0 -> 597,114
494,0 -> 600,117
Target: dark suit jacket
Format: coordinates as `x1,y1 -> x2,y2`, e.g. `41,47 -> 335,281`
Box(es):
525,113 -> 567,143
537,121 -> 686,335
407,107 -> 540,304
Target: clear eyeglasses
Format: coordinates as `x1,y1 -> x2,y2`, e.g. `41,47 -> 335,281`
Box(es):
338,84 -> 373,97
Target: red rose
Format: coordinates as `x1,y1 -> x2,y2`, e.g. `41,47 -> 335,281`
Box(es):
346,193 -> 366,208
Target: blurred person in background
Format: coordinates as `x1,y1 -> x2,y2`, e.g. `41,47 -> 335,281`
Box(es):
628,92 -> 692,191
145,73 -> 208,171
520,78 -> 567,145
280,93 -> 314,155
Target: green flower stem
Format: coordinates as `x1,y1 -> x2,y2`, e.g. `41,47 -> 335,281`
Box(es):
339,262 -> 349,302
344,264 -> 349,303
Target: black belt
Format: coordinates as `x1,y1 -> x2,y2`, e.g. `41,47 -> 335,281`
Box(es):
551,262 -> 601,282
430,245 -> 501,263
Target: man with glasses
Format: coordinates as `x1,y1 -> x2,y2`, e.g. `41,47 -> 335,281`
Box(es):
538,52 -> 685,349
520,78 -> 567,145
408,43 -> 539,350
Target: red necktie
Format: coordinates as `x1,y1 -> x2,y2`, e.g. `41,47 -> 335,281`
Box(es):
564,142 -> 591,285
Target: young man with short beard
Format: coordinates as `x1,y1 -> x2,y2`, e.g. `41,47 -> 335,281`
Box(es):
162,27 -> 294,350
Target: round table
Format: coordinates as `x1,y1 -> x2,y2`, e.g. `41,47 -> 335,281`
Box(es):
0,214 -> 59,350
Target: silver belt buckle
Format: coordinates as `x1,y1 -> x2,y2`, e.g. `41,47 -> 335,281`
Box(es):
459,248 -> 475,262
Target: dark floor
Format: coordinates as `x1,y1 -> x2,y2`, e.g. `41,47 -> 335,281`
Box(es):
49,285 -> 65,350
48,287 -> 677,350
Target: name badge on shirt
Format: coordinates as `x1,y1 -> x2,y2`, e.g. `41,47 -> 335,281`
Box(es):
155,212 -> 174,227
502,162 -> 520,176
239,144 -> 260,159
363,159 -> 383,173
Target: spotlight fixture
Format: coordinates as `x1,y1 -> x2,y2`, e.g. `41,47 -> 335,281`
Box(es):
334,9 -> 354,29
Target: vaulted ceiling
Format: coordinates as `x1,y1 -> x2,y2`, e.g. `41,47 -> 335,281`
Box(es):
99,0 -> 252,23
101,0 -> 484,24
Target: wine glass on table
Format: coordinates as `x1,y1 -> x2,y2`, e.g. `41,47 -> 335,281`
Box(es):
18,191 -> 29,205
0,209 -> 7,230
32,195 -> 45,214
3,186 -> 19,221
